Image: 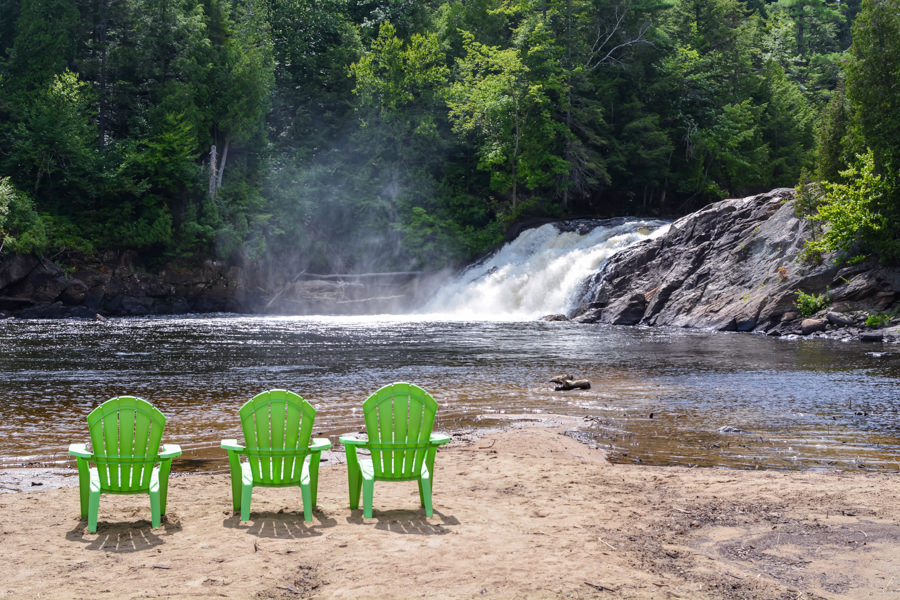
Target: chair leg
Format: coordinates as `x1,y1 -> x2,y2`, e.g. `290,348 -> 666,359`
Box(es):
345,448 -> 362,510
300,482 -> 313,522
75,459 -> 90,519
425,448 -> 437,502
420,473 -> 433,517
308,452 -> 322,507
149,489 -> 161,529
362,477 -> 374,519
348,466 -> 362,510
88,488 -> 101,533
158,460 -> 172,515
240,482 -> 253,521
226,451 -> 243,512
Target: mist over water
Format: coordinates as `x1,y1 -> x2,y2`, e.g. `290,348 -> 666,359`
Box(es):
420,219 -> 669,320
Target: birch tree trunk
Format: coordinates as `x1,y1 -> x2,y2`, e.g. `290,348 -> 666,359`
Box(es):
209,140 -> 230,199
208,144 -> 217,198
216,139 -> 229,192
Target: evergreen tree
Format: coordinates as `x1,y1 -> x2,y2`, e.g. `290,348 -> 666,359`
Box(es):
845,0 -> 900,175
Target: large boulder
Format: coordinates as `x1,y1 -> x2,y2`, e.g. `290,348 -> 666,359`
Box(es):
0,254 -> 40,290
571,189 -> 899,333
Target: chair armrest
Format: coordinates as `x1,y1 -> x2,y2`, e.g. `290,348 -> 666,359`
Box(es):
430,433 -> 451,446
221,439 -> 245,452
310,437 -> 332,451
339,435 -> 368,447
159,444 -> 182,459
68,443 -> 93,459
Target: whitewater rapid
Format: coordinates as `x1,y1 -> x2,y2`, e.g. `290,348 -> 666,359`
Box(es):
421,219 -> 668,320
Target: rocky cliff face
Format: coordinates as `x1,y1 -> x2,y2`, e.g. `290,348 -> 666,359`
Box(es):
0,252 -> 433,318
571,188 -> 900,338
0,252 -> 243,318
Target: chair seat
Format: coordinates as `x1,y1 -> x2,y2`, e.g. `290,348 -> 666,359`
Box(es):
359,457 -> 374,480
358,457 -> 430,483
89,465 -> 160,494
240,460 -> 310,487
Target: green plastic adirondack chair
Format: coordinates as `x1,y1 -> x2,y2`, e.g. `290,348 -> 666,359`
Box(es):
339,383 -> 450,518
221,390 -> 331,522
68,396 -> 182,533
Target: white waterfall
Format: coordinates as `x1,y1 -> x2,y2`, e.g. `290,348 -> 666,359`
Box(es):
421,219 -> 669,320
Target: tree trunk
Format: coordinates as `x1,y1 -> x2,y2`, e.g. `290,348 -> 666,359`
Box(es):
512,105 -> 520,210
96,0 -> 109,147
208,139 -> 230,199
216,139 -> 229,192
208,144 -> 217,199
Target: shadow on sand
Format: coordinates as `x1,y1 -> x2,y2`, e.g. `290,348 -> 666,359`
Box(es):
345,508 -> 459,535
66,515 -> 182,552
222,509 -> 337,538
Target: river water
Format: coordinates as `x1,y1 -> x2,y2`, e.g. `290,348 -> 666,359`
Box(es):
1,315 -> 899,473
2,220 -> 899,475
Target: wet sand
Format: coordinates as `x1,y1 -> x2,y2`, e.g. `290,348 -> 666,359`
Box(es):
1,415 -> 899,600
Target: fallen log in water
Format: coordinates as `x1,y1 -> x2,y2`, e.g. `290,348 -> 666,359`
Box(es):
550,375 -> 591,391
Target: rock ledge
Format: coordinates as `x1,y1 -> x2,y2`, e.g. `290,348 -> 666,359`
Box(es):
571,189 -> 900,338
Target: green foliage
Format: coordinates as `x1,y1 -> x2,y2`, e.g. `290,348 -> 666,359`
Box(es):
140,113 -> 201,198
0,177 -> 49,254
6,70 -> 98,211
845,0 -> 900,175
446,26 -> 567,212
768,0 -> 846,103
800,0 -> 900,269
760,61 -> 815,184
805,151 -> 898,264
3,0 -> 80,93
794,289 -> 830,317
865,311 -> 895,328
814,84 -> 856,182
794,174 -> 824,219
0,0 -> 870,275
42,214 -> 95,255
0,179 -> 8,227
351,23 -> 448,114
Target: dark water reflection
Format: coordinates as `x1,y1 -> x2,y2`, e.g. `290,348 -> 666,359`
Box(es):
1,315 -> 898,473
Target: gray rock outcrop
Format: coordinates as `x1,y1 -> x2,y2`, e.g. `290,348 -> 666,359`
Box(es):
0,252 -> 242,318
572,189 -> 900,335
0,252 -> 432,318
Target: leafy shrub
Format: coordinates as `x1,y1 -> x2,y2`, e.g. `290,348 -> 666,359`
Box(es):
794,289 -> 830,317
0,177 -> 49,255
865,312 -> 895,328
803,150 -> 900,265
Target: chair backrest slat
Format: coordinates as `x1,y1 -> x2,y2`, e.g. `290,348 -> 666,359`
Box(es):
132,409 -> 154,488
363,383 -> 438,480
239,390 -> 315,485
102,403 -> 120,488
283,399 -> 302,480
270,397 -> 286,482
87,397 -> 166,493
118,405 -> 135,487
393,388 -> 409,475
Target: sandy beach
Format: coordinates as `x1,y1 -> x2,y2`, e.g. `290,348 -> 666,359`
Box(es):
1,415 -> 898,600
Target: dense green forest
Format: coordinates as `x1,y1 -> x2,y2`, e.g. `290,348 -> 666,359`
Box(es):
0,0 -> 898,274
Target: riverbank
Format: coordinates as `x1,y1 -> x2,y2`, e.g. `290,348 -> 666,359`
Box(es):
1,416 -> 898,600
